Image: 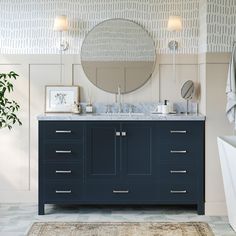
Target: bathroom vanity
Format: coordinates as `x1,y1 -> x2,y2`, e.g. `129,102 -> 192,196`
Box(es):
38,114 -> 205,215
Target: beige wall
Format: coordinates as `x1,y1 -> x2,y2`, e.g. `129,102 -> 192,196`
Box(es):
0,53 -> 231,216
201,53 -> 233,215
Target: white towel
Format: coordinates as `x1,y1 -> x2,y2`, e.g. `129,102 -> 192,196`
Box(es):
226,43 -> 236,126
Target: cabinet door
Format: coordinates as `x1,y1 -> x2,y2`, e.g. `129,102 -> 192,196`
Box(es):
121,122 -> 155,183
86,122 -> 120,183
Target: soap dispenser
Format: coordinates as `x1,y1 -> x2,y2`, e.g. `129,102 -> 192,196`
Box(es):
162,100 -> 169,114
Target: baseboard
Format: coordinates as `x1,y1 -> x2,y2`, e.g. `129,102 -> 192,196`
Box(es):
205,202 -> 228,216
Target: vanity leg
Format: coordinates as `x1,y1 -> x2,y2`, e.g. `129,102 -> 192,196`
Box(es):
197,203 -> 204,215
38,203 -> 45,215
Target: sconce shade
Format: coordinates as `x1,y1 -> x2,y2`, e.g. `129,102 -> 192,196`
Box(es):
167,15 -> 182,32
53,15 -> 68,31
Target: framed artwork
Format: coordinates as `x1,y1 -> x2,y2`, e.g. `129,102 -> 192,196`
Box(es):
45,86 -> 79,113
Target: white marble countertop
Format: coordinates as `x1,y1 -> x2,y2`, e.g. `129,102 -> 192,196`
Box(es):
37,113 -> 205,121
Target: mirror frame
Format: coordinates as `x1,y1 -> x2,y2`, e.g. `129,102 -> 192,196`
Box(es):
80,18 -> 157,94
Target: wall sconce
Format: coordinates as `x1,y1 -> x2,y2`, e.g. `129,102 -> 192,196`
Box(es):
53,15 -> 69,84
167,15 -> 182,82
167,15 -> 182,50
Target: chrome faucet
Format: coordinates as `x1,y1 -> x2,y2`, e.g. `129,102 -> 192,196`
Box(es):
117,85 -> 122,113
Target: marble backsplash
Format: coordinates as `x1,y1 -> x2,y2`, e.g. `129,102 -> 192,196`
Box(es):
79,101 -> 198,114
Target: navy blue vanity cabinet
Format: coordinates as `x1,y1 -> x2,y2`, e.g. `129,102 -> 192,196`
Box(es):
38,121 -> 85,215
85,122 -> 158,202
86,122 -> 120,182
121,122 -> 155,183
155,121 -> 205,215
38,120 -> 205,215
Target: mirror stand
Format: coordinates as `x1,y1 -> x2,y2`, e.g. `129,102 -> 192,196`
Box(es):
186,100 -> 190,115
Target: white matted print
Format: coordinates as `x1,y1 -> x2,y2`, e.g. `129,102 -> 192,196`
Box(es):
45,86 -> 79,113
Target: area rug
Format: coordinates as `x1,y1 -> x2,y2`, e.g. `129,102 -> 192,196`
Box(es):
27,222 -> 214,236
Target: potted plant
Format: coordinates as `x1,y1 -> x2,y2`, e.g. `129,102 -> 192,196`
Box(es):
0,71 -> 22,129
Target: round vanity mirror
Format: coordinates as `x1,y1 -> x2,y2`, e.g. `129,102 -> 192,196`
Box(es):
181,80 -> 195,114
81,19 -> 156,94
181,80 -> 195,100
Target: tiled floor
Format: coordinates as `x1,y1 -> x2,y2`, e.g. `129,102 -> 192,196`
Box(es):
0,204 -> 235,236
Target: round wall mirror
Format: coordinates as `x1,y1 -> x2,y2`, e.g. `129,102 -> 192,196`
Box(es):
81,19 -> 156,94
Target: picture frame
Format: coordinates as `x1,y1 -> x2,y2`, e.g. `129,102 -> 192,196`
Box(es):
45,85 -> 79,113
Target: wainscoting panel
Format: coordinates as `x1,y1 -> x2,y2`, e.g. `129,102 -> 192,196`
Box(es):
0,54 -> 229,216
29,64 -> 73,192
0,63 -> 29,191
159,64 -> 199,102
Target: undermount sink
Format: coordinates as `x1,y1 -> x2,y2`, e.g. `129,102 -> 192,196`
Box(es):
97,112 -> 145,116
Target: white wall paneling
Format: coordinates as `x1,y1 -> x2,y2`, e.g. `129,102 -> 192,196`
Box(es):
0,54 -> 201,202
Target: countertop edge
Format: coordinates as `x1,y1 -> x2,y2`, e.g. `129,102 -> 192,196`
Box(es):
37,113 -> 206,121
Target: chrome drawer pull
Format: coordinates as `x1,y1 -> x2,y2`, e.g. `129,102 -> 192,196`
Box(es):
113,190 -> 129,194
170,170 -> 187,174
55,170 -> 72,174
55,130 -> 72,133
55,150 -> 72,154
170,130 -> 187,134
55,190 -> 72,194
121,131 -> 127,136
170,150 -> 187,154
170,190 -> 187,194
116,131 -> 121,136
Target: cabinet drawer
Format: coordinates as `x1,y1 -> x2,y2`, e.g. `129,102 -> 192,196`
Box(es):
41,122 -> 84,140
44,182 -> 83,202
43,142 -> 83,161
84,183 -> 158,202
44,163 -> 83,180
159,141 -> 199,161
159,183 -> 197,202
158,121 -> 204,143
159,163 -> 196,182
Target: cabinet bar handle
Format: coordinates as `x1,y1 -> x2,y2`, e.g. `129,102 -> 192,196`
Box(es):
55,150 -> 72,154
170,150 -> 187,154
121,131 -> 127,136
55,170 -> 72,174
113,190 -> 129,194
116,131 -> 121,136
170,190 -> 187,194
170,170 -> 187,174
55,190 -> 72,194
170,130 -> 187,134
55,130 -> 72,133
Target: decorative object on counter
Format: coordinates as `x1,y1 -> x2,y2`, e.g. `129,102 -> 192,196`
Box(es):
167,15 -> 183,82
72,101 -> 82,114
152,100 -> 176,114
86,103 -> 93,113
162,100 -> 169,114
0,71 -> 22,130
81,18 -> 156,94
45,85 -> 79,113
181,80 -> 195,114
53,15 -> 69,84
85,89 -> 93,113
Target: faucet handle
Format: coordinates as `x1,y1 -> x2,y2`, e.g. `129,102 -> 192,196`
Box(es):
128,104 -> 133,114
106,104 -> 112,114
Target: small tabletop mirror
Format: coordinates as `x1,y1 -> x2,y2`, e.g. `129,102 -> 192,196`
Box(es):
81,19 -> 156,94
181,80 -> 195,114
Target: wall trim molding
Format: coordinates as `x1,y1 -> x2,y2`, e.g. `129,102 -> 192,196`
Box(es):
205,202 -> 227,216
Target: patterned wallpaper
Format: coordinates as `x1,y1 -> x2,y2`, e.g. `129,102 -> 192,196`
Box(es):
207,0 -> 236,52
0,0 -> 199,54
0,0 -> 235,54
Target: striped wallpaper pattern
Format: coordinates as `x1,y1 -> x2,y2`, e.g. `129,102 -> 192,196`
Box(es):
0,0 -> 236,54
